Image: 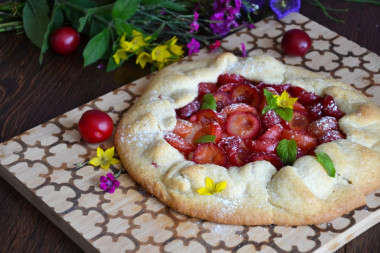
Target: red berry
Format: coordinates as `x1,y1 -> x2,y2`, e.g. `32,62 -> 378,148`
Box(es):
283,110 -> 311,133
282,129 -> 317,151
257,83 -> 290,94
318,130 -> 345,144
322,95 -> 345,119
176,99 -> 201,119
173,119 -> 193,138
258,124 -> 284,141
261,110 -> 281,129
164,132 -> 194,155
250,153 -> 284,170
219,137 -> 250,167
193,143 -> 227,166
189,109 -> 224,127
220,103 -> 258,119
230,84 -> 262,108
193,121 -> 222,143
50,27 -> 80,55
281,29 -> 312,56
198,82 -> 218,98
213,91 -> 232,111
78,110 -> 113,143
248,139 -> 279,154
226,112 -> 261,139
289,86 -> 321,106
308,102 -> 323,120
217,73 -> 245,85
307,116 -> 338,138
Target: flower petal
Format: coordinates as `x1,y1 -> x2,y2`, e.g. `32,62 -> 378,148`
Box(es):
89,157 -> 101,166
197,187 -> 212,195
99,176 -> 108,182
215,181 -> 227,193
108,186 -> 116,194
97,147 -> 105,159
205,177 -> 215,192
113,180 -> 121,187
107,173 -> 115,181
104,146 -> 115,159
99,182 -> 108,191
100,163 -> 111,170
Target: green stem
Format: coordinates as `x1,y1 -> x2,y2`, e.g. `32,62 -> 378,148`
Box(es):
0,20 -> 22,28
345,0 -> 380,4
311,0 -> 346,23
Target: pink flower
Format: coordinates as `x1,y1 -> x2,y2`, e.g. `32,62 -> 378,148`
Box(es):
190,11 -> 199,33
99,172 -> 120,193
241,43 -> 247,57
187,38 -> 200,55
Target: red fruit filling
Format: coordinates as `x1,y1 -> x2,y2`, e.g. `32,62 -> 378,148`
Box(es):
167,75 -> 346,169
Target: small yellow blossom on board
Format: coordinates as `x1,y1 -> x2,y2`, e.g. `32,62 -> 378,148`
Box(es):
136,51 -> 153,69
274,90 -> 298,109
89,146 -> 120,170
151,45 -> 172,63
197,177 -> 227,195
113,49 -> 128,65
166,36 -> 184,57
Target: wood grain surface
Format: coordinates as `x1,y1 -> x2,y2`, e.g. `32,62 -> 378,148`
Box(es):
0,1 -> 379,252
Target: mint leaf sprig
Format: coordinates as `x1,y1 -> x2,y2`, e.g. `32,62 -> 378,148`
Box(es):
194,135 -> 216,143
276,139 -> 298,165
262,89 -> 294,122
201,93 -> 217,111
316,152 -> 336,177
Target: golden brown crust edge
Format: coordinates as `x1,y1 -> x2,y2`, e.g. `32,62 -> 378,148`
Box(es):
114,52 -> 380,226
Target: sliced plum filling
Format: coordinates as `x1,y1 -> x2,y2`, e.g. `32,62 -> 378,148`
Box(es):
164,74 -> 346,169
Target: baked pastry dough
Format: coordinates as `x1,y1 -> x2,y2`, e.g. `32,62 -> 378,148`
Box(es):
114,53 -> 380,225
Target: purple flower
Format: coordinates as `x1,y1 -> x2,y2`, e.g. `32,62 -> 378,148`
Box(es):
99,172 -> 120,193
270,0 -> 301,19
190,11 -> 199,33
210,0 -> 241,35
208,40 -> 221,53
241,43 -> 247,57
242,0 -> 265,13
187,38 -> 200,55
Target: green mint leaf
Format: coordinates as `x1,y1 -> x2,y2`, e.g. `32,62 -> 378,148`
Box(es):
316,152 -> 336,177
276,139 -> 297,165
22,0 -> 50,48
112,0 -> 140,20
39,4 -> 64,64
273,107 -> 293,122
263,89 -> 277,107
106,54 -> 120,72
83,28 -> 110,66
194,135 -> 216,143
114,18 -> 133,36
201,93 -> 217,111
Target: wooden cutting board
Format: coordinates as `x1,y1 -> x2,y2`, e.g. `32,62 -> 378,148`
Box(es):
1,13 -> 380,253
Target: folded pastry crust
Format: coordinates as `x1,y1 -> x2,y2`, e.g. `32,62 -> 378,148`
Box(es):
114,52 -> 380,225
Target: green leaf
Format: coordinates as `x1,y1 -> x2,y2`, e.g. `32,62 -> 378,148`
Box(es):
141,0 -> 187,12
201,93 -> 217,111
276,139 -> 297,165
262,89 -> 277,114
114,18 -> 133,36
112,0 -> 140,20
316,152 -> 336,177
83,28 -> 110,66
77,9 -> 95,33
106,54 -> 120,72
194,135 -> 216,143
22,0 -> 50,48
39,4 -> 64,64
273,107 -> 293,122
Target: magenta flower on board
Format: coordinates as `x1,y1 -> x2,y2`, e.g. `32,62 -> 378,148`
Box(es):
269,0 -> 301,19
99,172 -> 120,193
208,40 -> 221,52
210,0 -> 241,35
190,11 -> 200,33
187,38 -> 200,55
241,43 -> 247,57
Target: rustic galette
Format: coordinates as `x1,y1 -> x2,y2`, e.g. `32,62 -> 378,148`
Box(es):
115,52 -> 380,225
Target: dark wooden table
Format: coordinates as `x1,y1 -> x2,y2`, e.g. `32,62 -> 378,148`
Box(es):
1,2 -> 379,252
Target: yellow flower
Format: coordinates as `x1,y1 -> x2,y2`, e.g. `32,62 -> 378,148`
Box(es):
166,36 -> 184,57
197,177 -> 227,195
136,51 -> 153,69
274,90 -> 298,109
113,49 -> 128,65
89,146 -> 120,170
119,34 -> 132,50
151,45 -> 172,63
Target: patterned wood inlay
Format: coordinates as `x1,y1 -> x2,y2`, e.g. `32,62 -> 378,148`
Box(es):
1,13 -> 380,252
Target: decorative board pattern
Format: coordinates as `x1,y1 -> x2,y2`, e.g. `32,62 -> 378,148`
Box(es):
1,13 -> 380,253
